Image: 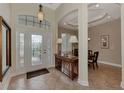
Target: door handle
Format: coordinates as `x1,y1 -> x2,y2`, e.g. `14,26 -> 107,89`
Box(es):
43,49 -> 47,54
43,52 -> 46,54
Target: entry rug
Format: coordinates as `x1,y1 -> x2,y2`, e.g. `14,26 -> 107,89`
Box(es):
26,68 -> 49,79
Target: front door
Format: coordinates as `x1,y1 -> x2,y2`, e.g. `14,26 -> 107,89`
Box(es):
16,29 -> 52,73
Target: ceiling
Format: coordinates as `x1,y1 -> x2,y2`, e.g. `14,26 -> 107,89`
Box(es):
58,3 -> 121,30
43,3 -> 61,10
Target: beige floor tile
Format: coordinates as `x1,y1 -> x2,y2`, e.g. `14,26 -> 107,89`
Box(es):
8,64 -> 122,90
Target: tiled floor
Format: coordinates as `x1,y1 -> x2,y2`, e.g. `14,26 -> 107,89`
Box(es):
8,64 -> 122,90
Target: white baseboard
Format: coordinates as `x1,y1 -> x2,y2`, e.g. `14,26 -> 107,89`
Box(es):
47,65 -> 55,69
77,79 -> 89,86
121,81 -> 124,89
98,61 -> 121,68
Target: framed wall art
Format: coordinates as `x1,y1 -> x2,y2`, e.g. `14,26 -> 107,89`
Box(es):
100,35 -> 109,49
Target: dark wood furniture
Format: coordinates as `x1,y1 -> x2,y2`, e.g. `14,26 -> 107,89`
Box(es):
88,50 -> 93,60
55,54 -> 78,80
55,55 -> 62,71
0,16 -> 11,81
88,51 -> 99,70
74,49 -> 78,56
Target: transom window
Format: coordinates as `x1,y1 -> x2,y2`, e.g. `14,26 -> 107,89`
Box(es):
18,15 -> 50,29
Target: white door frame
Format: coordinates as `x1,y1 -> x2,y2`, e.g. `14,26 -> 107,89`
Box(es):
15,26 -> 53,75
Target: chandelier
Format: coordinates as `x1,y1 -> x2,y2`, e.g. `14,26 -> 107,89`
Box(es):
38,4 -> 44,22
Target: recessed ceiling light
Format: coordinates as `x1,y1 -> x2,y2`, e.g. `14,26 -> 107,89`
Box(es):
64,22 -> 66,25
95,4 -> 100,8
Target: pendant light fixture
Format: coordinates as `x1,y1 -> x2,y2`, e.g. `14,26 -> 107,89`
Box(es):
38,4 -> 44,22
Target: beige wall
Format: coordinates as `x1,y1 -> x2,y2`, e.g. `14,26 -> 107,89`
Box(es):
88,18 -> 121,65
0,4 -> 11,24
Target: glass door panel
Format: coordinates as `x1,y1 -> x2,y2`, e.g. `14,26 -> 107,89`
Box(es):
19,33 -> 24,67
31,35 -> 42,65
16,32 -> 25,69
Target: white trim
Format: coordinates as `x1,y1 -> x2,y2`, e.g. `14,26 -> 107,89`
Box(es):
47,65 -> 55,69
98,61 -> 121,68
121,81 -> 124,89
77,79 -> 89,86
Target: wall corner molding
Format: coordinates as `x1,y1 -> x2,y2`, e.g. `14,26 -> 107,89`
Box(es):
77,79 -> 89,86
98,61 -> 121,68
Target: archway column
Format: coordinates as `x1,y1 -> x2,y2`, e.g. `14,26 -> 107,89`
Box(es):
78,4 -> 89,86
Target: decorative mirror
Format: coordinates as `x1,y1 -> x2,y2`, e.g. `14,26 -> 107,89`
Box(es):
0,16 -> 11,81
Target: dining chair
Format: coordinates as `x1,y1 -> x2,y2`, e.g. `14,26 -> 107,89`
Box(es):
88,50 -> 93,60
88,51 -> 99,70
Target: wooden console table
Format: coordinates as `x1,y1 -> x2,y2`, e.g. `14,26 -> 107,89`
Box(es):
55,54 -> 78,80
